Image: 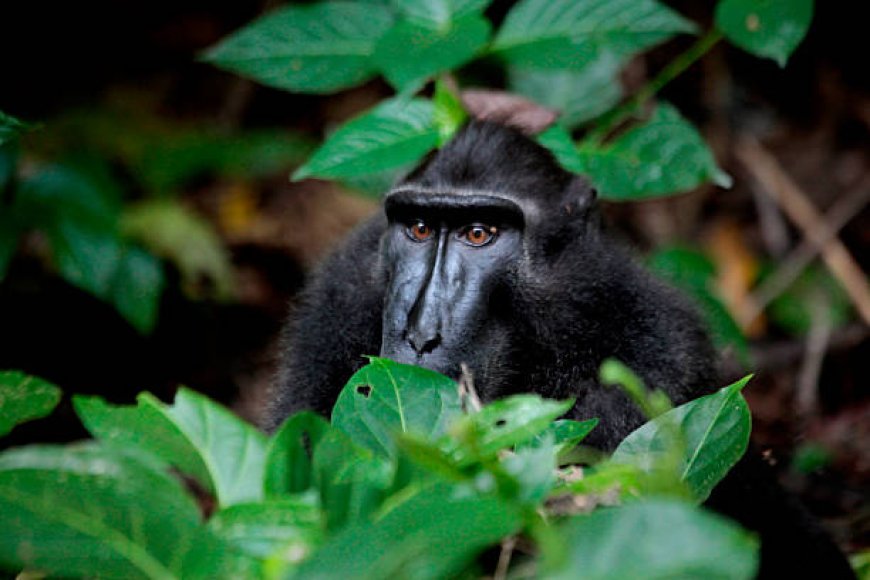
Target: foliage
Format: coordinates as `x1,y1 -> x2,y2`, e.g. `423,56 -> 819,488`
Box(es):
207,0 -> 813,202
1,360 -> 760,578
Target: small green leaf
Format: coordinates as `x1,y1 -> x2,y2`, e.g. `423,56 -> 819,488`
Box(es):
74,389 -> 268,507
394,0 -> 492,28
374,15 -> 491,91
203,2 -> 394,93
0,372 -> 62,437
509,51 -> 624,129
612,376 -> 753,502
715,0 -> 814,67
209,496 -> 324,561
493,0 -> 696,69
332,358 -> 462,459
264,412 -> 331,496
451,395 -> 574,462
110,246 -> 165,334
0,443 -> 229,579
433,79 -> 469,146
122,198 -> 233,301
293,97 -> 439,181
520,418 -> 599,454
292,484 -> 522,579
48,218 -> 125,298
578,102 -> 732,200
542,499 -> 758,579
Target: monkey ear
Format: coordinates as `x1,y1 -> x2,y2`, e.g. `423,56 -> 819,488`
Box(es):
563,175 -> 597,215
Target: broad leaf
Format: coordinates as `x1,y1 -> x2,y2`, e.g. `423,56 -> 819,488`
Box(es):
433,79 -> 468,146
543,499 -> 758,579
264,411 -> 331,496
0,443 -> 228,579
576,103 -> 732,200
292,484 -> 522,579
394,0 -> 491,28
716,0 -> 814,67
203,2 -> 394,93
374,15 -> 491,91
109,245 -> 165,334
332,358 -> 462,459
74,389 -> 268,507
612,376 -> 753,502
293,98 -> 438,180
209,496 -> 323,561
520,418 -> 599,454
0,371 -> 62,437
509,51 -> 624,129
492,0 -> 696,69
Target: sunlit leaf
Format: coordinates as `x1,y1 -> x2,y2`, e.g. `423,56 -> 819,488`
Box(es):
293,98 -> 438,180
493,0 -> 696,69
394,0 -> 491,28
203,2 -> 394,93
433,80 -> 468,147
716,0 -> 814,67
0,372 -> 62,437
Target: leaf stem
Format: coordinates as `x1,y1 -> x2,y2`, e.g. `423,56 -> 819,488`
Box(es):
589,28 -> 723,143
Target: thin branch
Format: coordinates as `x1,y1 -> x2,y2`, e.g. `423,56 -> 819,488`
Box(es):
494,536 -> 518,580
796,293 -> 833,420
458,363 -> 483,413
735,136 -> 870,324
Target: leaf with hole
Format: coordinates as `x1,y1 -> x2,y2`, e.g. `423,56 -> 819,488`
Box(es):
203,2 -> 394,93
716,0 -> 814,67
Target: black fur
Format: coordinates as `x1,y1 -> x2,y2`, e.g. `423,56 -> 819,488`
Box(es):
265,121 -> 854,578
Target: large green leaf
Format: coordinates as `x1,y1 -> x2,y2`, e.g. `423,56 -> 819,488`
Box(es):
575,103 -> 732,200
203,2 -> 394,93
432,79 -> 468,146
374,15 -> 491,91
121,198 -> 233,301
264,411 -> 331,496
74,389 -> 268,507
543,499 -> 758,579
293,97 -> 438,180
331,358 -> 462,459
716,0 -> 814,67
492,0 -> 696,69
0,443 -> 228,579
394,0 -> 491,28
612,376 -> 753,502
509,51 -> 624,129
209,496 -> 323,562
292,484 -> 522,579
0,371 -> 62,437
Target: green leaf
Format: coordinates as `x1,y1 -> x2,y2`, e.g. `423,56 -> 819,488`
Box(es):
74,389 -> 268,507
649,246 -> 748,362
502,435 -> 557,504
0,443 -> 229,579
768,264 -> 852,336
543,499 -> 758,579
293,97 -> 439,181
203,2 -> 394,94
374,15 -> 491,91
537,124 -> 586,174
48,218 -> 125,297
509,51 -> 624,129
110,246 -> 165,334
0,372 -> 62,437
577,102 -> 732,200
450,395 -> 574,463
331,358 -> 462,459
264,412 -> 331,496
433,79 -> 469,146
492,0 -> 696,69
715,0 -> 814,67
122,198 -> 233,301
292,484 -> 522,579
394,0 -> 492,28
209,496 -> 323,561
0,110 -> 29,147
612,376 -> 753,502
311,429 -> 393,531
520,418 -> 599,454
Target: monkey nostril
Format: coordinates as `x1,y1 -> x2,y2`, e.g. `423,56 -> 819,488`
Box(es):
407,331 -> 442,355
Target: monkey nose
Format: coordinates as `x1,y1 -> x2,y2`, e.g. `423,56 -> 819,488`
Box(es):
406,329 -> 442,355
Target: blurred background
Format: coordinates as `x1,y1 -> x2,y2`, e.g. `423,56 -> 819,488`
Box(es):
0,0 -> 867,556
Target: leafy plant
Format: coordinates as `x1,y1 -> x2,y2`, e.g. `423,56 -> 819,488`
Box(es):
1,359 -> 760,578
206,0 -> 813,201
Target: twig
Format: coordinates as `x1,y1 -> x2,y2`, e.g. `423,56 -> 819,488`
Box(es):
795,292 -> 833,420
735,136 -> 870,324
458,363 -> 483,413
494,536 -> 517,580
743,176 -> 870,325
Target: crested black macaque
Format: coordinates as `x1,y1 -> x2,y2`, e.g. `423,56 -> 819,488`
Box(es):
265,121 -> 854,578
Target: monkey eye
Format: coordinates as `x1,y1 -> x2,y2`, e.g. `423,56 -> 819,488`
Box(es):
460,224 -> 497,247
406,219 -> 434,242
